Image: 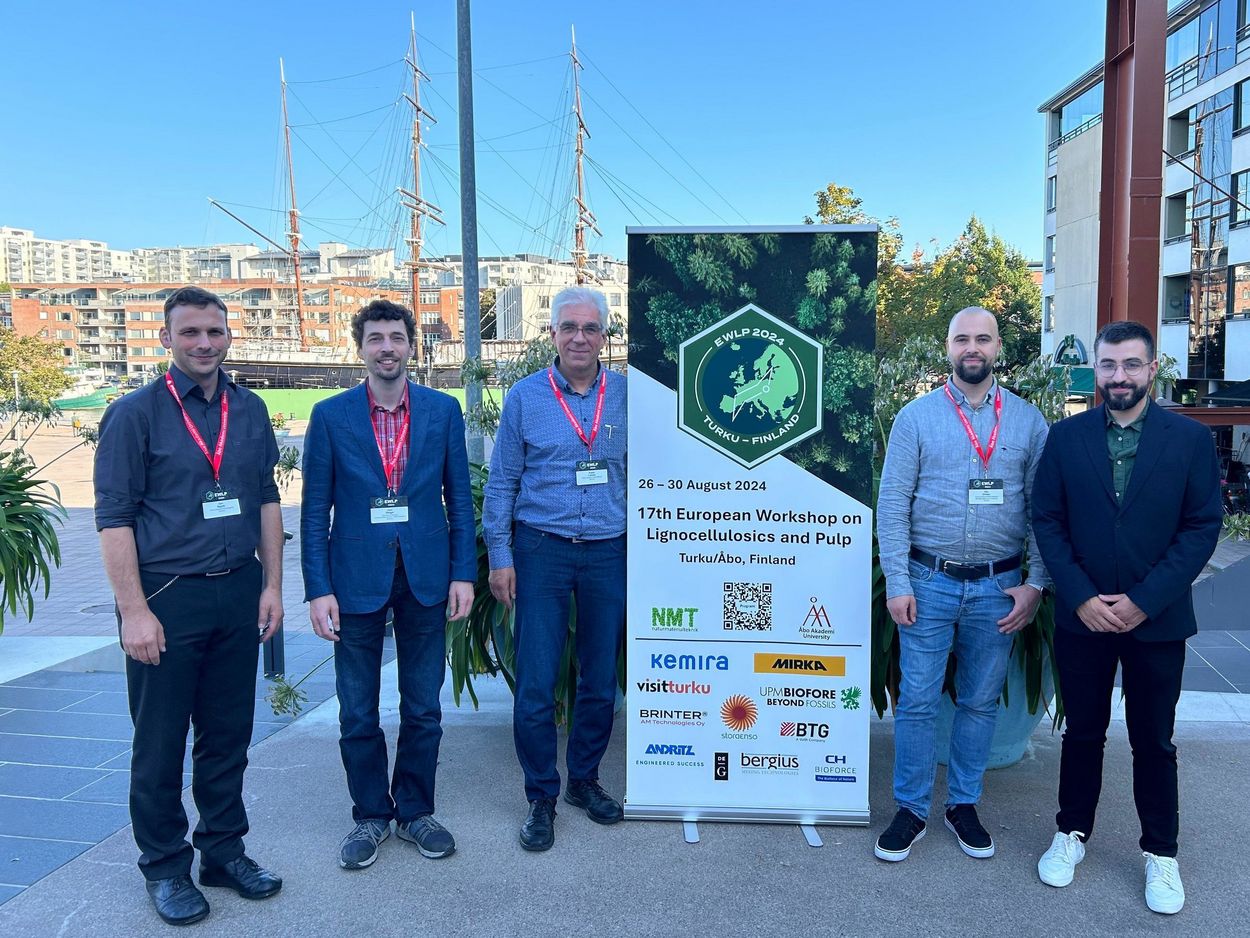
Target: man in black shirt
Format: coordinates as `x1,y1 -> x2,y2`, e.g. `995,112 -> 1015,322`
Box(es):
95,286 -> 285,926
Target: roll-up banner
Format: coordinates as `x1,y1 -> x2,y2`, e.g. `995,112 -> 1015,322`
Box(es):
624,226 -> 877,825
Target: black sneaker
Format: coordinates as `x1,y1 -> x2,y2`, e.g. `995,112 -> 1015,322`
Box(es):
564,779 -> 624,825
945,803 -> 995,858
339,819 -> 390,869
397,815 -> 456,859
874,808 -> 927,862
519,798 -> 557,852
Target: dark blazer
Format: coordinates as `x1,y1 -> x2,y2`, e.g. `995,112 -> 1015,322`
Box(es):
1031,401 -> 1221,642
300,381 -> 477,613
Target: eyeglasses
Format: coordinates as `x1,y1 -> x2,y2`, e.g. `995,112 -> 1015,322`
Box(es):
556,322 -> 604,337
1095,359 -> 1152,378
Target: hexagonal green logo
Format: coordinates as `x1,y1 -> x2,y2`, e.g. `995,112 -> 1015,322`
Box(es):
678,304 -> 823,468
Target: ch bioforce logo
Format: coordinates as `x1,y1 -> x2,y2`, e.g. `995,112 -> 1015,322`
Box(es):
678,304 -> 823,469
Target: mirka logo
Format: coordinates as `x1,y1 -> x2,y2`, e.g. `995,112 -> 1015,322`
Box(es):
678,304 -> 823,469
753,653 -> 846,677
720,695 -> 758,732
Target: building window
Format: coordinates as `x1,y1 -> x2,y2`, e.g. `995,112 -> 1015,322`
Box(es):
1163,275 -> 1190,323
1167,108 -> 1196,156
1059,82 -> 1103,136
1045,176 -> 1057,213
1238,80 -> 1250,133
539,295 -> 552,309
1043,296 -> 1054,332
1165,192 -> 1192,241
1044,236 -> 1055,271
1233,170 -> 1250,227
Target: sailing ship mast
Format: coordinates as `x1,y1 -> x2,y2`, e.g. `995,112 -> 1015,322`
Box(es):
399,13 -> 445,316
570,25 -> 600,285
279,57 -> 309,351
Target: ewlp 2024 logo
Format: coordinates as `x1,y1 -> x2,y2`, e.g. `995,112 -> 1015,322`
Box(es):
678,304 -> 823,469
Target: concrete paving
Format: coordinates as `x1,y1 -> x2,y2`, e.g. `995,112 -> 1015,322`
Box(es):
0,664 -> 1247,937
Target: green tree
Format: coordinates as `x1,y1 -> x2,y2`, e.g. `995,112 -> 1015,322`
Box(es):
810,185 -> 1041,370
0,328 -> 73,406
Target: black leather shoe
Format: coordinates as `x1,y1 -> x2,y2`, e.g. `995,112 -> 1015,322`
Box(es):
198,855 -> 282,900
145,874 -> 210,926
519,798 -> 557,851
564,779 -> 624,825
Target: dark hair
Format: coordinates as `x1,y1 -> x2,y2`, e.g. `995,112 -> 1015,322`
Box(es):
351,299 -> 416,347
163,286 -> 227,326
1094,320 -> 1155,360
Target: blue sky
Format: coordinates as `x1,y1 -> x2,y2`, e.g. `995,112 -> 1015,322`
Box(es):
1,1 -> 1106,263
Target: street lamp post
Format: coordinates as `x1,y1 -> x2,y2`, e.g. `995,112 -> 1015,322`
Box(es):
11,370 -> 18,408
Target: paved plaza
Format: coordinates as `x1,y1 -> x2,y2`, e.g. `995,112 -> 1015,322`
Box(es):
0,421 -> 1248,934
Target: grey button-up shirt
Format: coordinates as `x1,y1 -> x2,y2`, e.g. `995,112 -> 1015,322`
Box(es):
876,380 -> 1049,599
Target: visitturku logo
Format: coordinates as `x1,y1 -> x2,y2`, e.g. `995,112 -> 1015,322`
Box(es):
678,304 -> 823,469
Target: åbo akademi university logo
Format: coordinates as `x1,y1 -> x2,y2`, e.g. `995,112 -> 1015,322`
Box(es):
679,304 -> 823,469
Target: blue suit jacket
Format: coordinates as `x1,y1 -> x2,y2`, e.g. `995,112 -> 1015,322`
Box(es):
300,381 -> 477,613
1031,402 -> 1221,642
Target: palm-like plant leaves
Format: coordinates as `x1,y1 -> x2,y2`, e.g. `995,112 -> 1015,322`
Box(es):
0,449 -> 66,634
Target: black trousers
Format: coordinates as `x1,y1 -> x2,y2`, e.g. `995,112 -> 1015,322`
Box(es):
123,559 -> 262,880
1054,625 -> 1186,857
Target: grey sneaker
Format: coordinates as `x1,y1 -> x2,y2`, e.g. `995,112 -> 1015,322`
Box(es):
339,819 -> 390,870
397,815 -> 456,859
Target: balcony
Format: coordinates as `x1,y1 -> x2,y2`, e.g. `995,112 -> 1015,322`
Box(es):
1166,55 -> 1200,101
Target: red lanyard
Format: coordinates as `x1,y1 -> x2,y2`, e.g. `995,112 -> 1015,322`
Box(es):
944,382 -> 1002,472
548,366 -> 607,457
164,372 -> 228,485
367,383 -> 410,494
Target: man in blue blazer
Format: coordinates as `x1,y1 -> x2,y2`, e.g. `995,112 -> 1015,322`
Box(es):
1031,321 -> 1221,915
301,300 -> 476,870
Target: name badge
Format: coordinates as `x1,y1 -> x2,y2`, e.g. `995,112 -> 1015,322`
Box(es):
576,459 -> 608,486
202,488 -> 241,519
968,478 -> 1005,505
371,495 -> 409,524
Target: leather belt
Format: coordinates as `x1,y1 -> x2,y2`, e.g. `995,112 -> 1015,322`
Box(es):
909,547 -> 1021,581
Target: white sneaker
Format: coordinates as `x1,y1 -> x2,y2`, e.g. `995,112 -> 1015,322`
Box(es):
1037,830 -> 1086,887
1143,852 -> 1185,914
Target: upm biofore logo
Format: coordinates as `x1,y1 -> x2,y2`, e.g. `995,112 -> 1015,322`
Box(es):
753,653 -> 845,677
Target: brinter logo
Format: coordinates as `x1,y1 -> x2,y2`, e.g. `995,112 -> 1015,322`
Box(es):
779,721 -> 830,739
651,653 -> 730,671
644,743 -> 695,756
753,653 -> 845,676
714,752 -> 729,781
651,607 -> 697,631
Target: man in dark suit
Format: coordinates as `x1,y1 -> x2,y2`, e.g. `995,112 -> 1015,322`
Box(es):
301,299 -> 475,870
1031,321 -> 1221,915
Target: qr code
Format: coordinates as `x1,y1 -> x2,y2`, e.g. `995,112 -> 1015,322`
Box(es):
723,582 -> 773,631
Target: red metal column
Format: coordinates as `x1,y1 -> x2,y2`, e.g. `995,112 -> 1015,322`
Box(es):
1097,0 -> 1167,332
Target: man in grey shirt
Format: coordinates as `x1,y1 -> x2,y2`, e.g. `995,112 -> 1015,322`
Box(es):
874,306 -> 1048,863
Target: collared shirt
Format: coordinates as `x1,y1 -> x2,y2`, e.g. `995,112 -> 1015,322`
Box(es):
1106,400 -> 1149,503
482,358 -> 627,569
366,381 -> 410,492
876,379 -> 1050,599
94,364 -> 280,575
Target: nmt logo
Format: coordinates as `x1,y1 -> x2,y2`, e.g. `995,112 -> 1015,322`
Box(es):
644,743 -> 695,756
651,607 -> 698,631
753,653 -> 845,677
651,653 -> 729,671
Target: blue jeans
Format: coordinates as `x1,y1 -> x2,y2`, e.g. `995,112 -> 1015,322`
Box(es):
893,558 -> 1018,819
334,558 -> 447,824
511,522 -> 626,801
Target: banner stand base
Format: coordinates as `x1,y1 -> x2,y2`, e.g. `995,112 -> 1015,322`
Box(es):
625,805 -> 870,826
800,824 -> 824,847
682,822 -> 699,844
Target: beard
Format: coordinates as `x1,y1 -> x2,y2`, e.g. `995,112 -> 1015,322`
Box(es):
953,356 -> 992,384
1100,380 -> 1149,411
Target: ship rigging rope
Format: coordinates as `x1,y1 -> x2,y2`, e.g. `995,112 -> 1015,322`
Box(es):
580,49 -> 748,224
290,101 -> 399,128
286,59 -> 405,84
